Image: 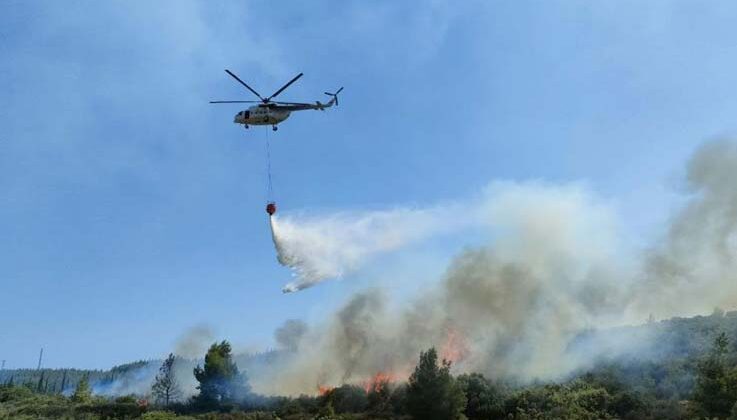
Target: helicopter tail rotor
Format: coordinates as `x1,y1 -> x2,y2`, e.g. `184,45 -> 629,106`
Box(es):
324,87 -> 343,107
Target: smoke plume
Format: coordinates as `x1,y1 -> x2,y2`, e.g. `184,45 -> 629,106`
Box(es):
255,181 -> 628,393
270,205 -> 466,292
274,319 -> 308,352
253,139 -> 737,395
634,139 -> 737,317
174,325 -> 216,359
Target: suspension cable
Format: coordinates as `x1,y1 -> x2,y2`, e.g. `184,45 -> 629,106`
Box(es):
265,126 -> 274,201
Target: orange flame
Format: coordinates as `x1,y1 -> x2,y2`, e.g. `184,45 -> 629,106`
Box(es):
317,384 -> 333,396
362,371 -> 396,393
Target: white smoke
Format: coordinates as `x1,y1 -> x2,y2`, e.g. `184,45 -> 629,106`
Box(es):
255,139 -> 737,395
269,180 -> 623,294
633,139 -> 737,317
270,204 -> 468,292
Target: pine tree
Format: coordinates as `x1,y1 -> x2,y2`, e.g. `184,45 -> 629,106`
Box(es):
71,375 -> 92,403
406,347 -> 467,420
193,340 -> 250,405
693,332 -> 736,418
151,353 -> 182,406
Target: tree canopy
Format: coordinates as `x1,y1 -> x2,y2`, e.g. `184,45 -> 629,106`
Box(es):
406,347 -> 467,420
151,353 -> 182,406
71,375 -> 92,404
193,341 -> 250,406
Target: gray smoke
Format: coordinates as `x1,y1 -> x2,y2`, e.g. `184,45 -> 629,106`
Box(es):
634,139 -> 737,318
91,357 -> 200,400
174,325 -> 216,359
274,319 -> 308,352
252,139 -> 737,395
92,363 -> 159,397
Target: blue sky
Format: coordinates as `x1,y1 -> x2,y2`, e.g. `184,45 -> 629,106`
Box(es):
2,1 -> 737,369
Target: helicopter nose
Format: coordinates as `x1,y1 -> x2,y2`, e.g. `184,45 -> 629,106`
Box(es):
233,113 -> 240,123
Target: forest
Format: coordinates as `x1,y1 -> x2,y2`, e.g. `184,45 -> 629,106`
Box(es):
4,309 -> 737,419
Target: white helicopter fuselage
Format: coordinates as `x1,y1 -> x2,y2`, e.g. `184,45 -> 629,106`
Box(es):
212,69 -> 342,130
234,106 -> 291,126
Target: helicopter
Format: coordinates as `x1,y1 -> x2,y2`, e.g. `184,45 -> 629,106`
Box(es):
210,69 -> 343,131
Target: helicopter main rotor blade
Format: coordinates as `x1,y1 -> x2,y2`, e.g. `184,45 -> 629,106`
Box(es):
224,69 -> 265,101
267,73 -> 303,101
209,100 -> 261,103
271,101 -> 313,106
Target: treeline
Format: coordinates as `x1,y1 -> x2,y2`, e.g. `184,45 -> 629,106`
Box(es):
4,335 -> 737,419
0,350 -> 288,398
5,310 -> 737,419
0,360 -> 151,395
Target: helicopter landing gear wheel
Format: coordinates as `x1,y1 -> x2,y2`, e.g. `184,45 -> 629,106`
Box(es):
244,124 -> 249,129
272,125 -> 278,131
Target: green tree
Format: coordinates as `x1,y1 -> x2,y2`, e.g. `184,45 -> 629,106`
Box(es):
368,378 -> 395,415
193,340 -> 250,405
321,384 -> 368,413
315,399 -> 336,420
406,347 -> 466,420
505,382 -> 615,419
457,373 -> 504,419
151,353 -> 182,406
71,375 -> 92,403
141,412 -> 179,420
693,332 -> 737,418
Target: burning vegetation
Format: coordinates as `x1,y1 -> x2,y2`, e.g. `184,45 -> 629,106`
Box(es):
316,384 -> 332,397
361,371 -> 397,394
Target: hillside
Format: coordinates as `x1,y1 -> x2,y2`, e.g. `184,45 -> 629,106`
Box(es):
3,309 -> 737,419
